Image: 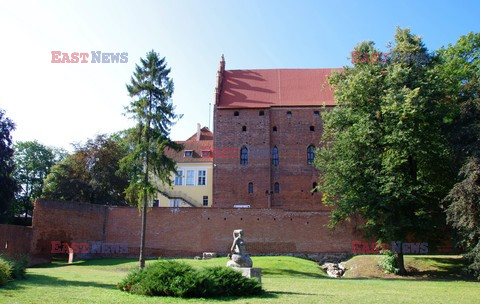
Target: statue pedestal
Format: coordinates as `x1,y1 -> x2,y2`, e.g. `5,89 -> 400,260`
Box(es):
232,267 -> 262,283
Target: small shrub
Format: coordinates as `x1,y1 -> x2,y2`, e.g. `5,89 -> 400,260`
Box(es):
196,266 -> 263,297
0,258 -> 13,286
379,250 -> 399,274
118,261 -> 264,298
0,255 -> 28,280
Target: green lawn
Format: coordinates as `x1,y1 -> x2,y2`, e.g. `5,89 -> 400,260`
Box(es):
0,256 -> 479,304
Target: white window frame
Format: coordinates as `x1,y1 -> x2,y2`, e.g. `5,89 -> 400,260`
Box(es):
174,170 -> 183,186
198,170 -> 206,186
186,170 -> 195,186
169,199 -> 180,207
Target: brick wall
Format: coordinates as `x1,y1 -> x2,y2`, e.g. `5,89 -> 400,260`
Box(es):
0,224 -> 32,259
213,106 -> 333,210
30,200 -> 365,262
31,199 -> 107,264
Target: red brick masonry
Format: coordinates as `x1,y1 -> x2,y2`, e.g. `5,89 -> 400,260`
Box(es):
29,199 -> 364,263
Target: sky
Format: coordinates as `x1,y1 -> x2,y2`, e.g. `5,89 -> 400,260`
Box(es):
1,0 -> 479,151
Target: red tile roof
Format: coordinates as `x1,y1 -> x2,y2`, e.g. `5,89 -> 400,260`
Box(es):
165,127 -> 213,163
217,68 -> 342,109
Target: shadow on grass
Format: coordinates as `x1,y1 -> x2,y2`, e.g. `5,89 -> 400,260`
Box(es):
262,268 -> 327,279
2,273 -> 116,291
31,258 -> 142,269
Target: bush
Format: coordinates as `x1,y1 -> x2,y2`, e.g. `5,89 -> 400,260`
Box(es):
0,258 -> 13,286
118,260 -> 264,298
196,266 -> 263,297
0,255 -> 28,280
379,250 -> 399,274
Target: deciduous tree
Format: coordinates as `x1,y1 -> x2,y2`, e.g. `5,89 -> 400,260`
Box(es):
0,109 -> 17,217
315,28 -> 454,274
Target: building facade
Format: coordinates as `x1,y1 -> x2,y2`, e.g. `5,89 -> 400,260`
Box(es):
154,124 -> 213,207
212,56 -> 342,210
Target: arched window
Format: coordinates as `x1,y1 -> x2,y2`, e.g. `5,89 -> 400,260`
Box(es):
312,182 -> 318,193
272,146 -> 279,167
307,145 -> 315,165
240,146 -> 248,165
274,182 -> 280,193
287,111 -> 292,118
248,182 -> 253,194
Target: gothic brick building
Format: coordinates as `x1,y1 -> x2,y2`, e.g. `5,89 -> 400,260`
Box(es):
212,56 -> 342,210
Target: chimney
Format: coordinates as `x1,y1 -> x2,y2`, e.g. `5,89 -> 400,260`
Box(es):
196,123 -> 201,141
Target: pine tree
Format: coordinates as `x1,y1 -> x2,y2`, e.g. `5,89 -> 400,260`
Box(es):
121,51 -> 182,268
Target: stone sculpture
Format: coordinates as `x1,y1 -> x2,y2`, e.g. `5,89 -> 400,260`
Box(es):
227,229 -> 253,268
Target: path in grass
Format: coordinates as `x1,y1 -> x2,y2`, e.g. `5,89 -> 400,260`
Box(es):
0,256 -> 479,304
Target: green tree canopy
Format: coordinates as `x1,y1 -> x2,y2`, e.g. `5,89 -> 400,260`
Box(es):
0,109 -> 17,217
438,32 -> 480,279
315,28 -> 455,274
12,140 -> 58,222
120,50 -> 182,268
42,134 -> 130,205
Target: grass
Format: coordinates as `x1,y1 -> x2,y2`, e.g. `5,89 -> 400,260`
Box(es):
0,256 -> 479,304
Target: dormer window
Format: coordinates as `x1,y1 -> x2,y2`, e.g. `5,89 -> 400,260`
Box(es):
201,150 -> 211,157
184,150 -> 193,157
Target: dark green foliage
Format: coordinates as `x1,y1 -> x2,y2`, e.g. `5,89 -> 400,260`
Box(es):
121,50 -> 182,268
12,141 -> 58,222
118,261 -> 263,298
0,258 -> 12,286
315,28 -> 455,274
42,134 -> 130,206
196,266 -> 263,297
0,255 -> 27,286
438,32 -> 480,280
0,255 -> 27,280
0,109 -> 18,216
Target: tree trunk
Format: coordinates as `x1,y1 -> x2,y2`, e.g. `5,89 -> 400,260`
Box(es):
395,252 -> 406,275
139,189 -> 147,269
139,90 -> 153,269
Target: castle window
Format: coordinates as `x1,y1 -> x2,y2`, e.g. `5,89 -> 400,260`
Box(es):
310,126 -> 315,131
242,126 -> 247,132
307,145 -> 315,165
314,111 -> 320,117
272,146 -> 279,167
259,110 -> 265,116
234,111 -> 239,116
248,182 -> 253,194
274,182 -> 280,193
287,111 -> 292,118
240,146 -> 248,165
273,126 -> 277,132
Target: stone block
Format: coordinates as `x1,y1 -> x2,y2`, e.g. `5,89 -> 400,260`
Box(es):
232,267 -> 262,283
